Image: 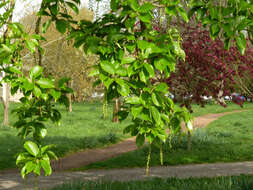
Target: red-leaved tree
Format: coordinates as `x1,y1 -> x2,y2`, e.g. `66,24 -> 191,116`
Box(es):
165,23 -> 253,112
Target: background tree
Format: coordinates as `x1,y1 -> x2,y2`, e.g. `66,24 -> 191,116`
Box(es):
20,7 -> 99,106
166,23 -> 253,111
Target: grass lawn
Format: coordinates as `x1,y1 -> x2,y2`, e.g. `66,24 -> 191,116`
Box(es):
51,175 -> 253,190
81,110 -> 253,170
0,101 -> 131,171
0,101 -> 252,171
191,101 -> 253,117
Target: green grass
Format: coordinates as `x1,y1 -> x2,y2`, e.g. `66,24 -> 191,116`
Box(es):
0,101 -> 131,171
81,110 -> 253,170
191,101 -> 253,117
51,175 -> 253,190
0,101 -> 252,171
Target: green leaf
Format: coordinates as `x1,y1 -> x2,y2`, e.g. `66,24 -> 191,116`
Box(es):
129,0 -> 139,11
155,83 -> 168,93
139,13 -> 152,23
30,66 -> 43,79
250,5 -> 253,14
9,66 -> 22,74
138,3 -> 154,13
116,66 -> 128,76
209,7 -> 217,19
236,33 -> 246,55
25,39 -> 36,53
137,40 -> 150,50
224,38 -> 232,50
42,20 -> 52,33
165,6 -> 177,16
161,113 -> 170,123
222,23 -> 233,37
103,78 -> 114,89
151,93 -> 160,106
141,108 -> 151,121
38,127 -> 47,138
47,150 -> 58,160
173,42 -> 185,60
116,79 -> 130,96
1,44 -> 12,54
139,70 -> 147,83
151,106 -> 161,124
50,89 -> 61,101
24,141 -> 39,157
41,93 -> 49,101
16,153 -> 26,165
186,121 -> 193,131
122,57 -> 136,64
56,19 -> 68,34
127,65 -> 136,77
177,7 -> 189,22
131,106 -> 143,118
136,134 -> 145,147
41,145 -> 53,154
101,61 -> 115,75
23,79 -> 34,91
154,58 -> 169,72
144,63 -> 155,77
49,3 -> 58,15
25,161 -> 36,174
66,2 -> 79,14
58,77 -> 70,88
33,86 -> 42,98
111,0 -> 120,11
36,78 -> 54,89
210,23 -> 220,38
118,110 -> 129,121
21,165 -> 27,179
89,67 -> 99,77
34,164 -> 41,176
40,158 -> 52,176
125,96 -> 141,104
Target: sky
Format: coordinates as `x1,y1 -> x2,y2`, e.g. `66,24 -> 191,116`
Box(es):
13,0 -> 110,21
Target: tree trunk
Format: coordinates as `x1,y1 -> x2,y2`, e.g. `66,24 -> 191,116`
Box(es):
68,93 -> 72,112
3,83 -> 9,126
187,131 -> 191,152
68,80 -> 73,112
2,0 -> 15,126
112,98 -> 120,123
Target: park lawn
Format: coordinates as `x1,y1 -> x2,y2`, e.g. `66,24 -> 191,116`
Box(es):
51,175 -> 253,190
0,101 -> 252,171
81,110 -> 253,170
0,101 -> 131,171
191,101 -> 253,117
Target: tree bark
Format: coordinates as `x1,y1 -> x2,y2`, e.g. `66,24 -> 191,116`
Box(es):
3,83 -> 9,126
187,131 -> 191,152
68,80 -> 73,112
2,0 -> 15,126
112,98 -> 120,123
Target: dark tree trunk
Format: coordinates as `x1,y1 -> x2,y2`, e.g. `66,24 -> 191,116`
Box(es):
187,131 -> 191,152
112,98 -> 120,123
